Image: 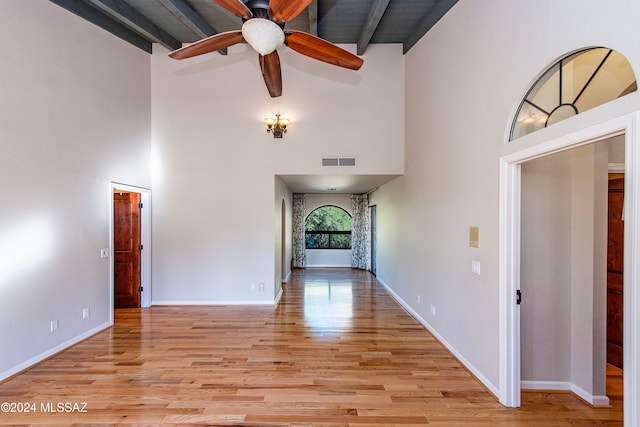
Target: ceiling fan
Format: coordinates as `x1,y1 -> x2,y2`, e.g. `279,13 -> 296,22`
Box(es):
168,0 -> 364,98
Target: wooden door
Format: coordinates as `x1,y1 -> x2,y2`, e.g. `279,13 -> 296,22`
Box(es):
114,192 -> 141,308
607,177 -> 624,368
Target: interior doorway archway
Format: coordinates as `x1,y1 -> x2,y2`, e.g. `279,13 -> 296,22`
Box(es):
499,113 -> 640,427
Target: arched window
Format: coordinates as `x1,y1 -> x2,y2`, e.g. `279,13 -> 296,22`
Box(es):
510,47 -> 637,140
305,206 -> 352,249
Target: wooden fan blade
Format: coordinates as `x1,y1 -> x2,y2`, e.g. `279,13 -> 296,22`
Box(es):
259,51 -> 282,98
285,31 -> 363,70
169,31 -> 244,60
211,0 -> 252,19
269,0 -> 313,22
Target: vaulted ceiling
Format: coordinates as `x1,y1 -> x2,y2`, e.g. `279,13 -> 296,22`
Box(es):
50,0 -> 458,55
48,0 -> 458,193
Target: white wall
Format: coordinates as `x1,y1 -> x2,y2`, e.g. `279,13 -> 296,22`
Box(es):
306,249 -> 351,267
520,142 -> 609,399
0,0 -> 150,379
521,151 -> 573,384
370,0 -> 640,395
305,194 -> 352,216
151,45 -> 403,303
570,144 -> 608,397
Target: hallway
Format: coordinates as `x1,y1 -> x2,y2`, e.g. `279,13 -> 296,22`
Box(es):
0,268 -> 622,425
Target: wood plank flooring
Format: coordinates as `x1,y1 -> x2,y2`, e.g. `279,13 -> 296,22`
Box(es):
0,268 -> 623,425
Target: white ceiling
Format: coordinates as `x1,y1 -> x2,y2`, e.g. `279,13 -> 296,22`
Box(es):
277,174 -> 400,194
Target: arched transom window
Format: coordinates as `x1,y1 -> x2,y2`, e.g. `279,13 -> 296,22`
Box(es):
510,47 -> 637,141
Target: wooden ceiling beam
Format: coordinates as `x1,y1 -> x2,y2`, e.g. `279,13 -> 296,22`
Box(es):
307,0 -> 318,36
356,0 -> 390,56
49,0 -> 152,52
83,0 -> 182,51
403,0 -> 458,54
156,0 -> 227,55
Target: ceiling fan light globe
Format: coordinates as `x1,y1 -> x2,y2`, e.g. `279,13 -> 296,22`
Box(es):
242,18 -> 285,55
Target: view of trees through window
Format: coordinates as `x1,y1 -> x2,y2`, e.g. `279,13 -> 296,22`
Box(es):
305,206 -> 352,249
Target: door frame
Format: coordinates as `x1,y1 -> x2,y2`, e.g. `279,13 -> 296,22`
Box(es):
110,183 -> 152,322
281,198 -> 287,284
369,205 -> 377,275
499,112 -> 640,427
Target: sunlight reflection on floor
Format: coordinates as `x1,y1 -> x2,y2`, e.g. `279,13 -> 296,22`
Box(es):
303,279 -> 353,333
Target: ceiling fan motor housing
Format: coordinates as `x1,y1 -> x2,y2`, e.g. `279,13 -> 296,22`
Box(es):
242,1 -> 286,29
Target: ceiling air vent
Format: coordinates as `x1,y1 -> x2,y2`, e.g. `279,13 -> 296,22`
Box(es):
322,157 -> 356,167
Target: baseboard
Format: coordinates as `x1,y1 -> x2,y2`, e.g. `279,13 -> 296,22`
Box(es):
521,380 -> 571,391
151,300 -> 277,306
376,277 -> 500,398
274,288 -> 283,305
521,381 -> 610,406
305,264 -> 351,268
0,321 -> 111,382
283,270 -> 291,283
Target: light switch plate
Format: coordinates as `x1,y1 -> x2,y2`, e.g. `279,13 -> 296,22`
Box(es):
472,260 -> 481,275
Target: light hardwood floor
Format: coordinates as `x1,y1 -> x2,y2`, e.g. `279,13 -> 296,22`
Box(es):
0,268 -> 623,425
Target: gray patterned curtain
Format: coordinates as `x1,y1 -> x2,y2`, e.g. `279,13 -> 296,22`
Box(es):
292,193 -> 307,268
351,194 -> 369,270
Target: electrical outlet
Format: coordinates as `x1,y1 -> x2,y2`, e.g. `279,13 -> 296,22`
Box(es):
430,305 -> 436,317
417,294 -> 421,304
50,319 -> 58,333
82,307 -> 90,319
258,283 -> 265,292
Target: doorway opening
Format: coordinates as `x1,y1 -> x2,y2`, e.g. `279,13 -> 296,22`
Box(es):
499,113 -> 640,427
110,184 -> 151,321
519,136 -> 624,407
114,190 -> 141,308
